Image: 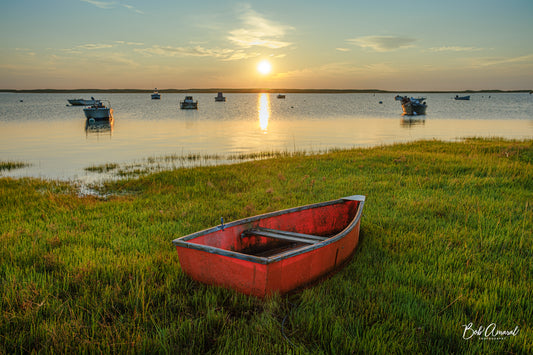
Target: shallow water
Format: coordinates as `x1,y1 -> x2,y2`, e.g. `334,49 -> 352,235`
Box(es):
1,92 -> 532,183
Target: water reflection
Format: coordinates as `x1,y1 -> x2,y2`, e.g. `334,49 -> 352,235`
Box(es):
258,93 -> 270,131
401,117 -> 426,127
85,117 -> 114,136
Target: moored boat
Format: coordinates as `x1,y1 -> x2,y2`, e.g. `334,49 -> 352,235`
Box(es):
400,96 -> 427,116
277,94 -> 286,99
215,92 -> 226,102
83,100 -> 113,119
151,88 -> 161,100
180,96 -> 198,109
173,195 -> 365,297
68,97 -> 97,106
395,95 -> 425,102
454,95 -> 470,100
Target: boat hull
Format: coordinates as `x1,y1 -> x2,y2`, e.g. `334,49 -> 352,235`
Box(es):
68,99 -> 96,106
173,195 -> 365,297
83,107 -> 113,119
402,101 -> 427,116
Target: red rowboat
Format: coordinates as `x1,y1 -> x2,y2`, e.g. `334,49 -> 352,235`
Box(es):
172,195 -> 365,297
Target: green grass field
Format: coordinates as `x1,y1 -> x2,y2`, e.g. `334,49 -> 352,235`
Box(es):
1,138 -> 531,353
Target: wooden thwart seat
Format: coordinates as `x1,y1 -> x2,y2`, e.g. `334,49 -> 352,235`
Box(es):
241,227 -> 328,244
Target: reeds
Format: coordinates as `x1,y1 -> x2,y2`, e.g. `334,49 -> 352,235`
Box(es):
1,138 -> 531,353
0,161 -> 29,171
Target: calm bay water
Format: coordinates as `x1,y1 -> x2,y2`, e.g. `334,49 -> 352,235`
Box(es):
1,92 -> 532,183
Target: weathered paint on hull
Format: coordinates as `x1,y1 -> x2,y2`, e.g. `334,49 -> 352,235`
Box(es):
173,196 -> 365,297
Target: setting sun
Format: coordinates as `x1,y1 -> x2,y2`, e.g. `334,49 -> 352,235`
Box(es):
257,60 -> 272,75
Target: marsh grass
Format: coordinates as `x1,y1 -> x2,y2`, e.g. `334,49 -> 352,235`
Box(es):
0,161 -> 29,171
1,138 -> 531,353
84,163 -> 119,173
85,149 -> 324,180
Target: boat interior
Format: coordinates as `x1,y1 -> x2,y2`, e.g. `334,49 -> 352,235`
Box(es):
184,199 -> 361,258
239,227 -> 330,257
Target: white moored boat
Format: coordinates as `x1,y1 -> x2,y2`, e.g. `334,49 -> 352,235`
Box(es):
399,96 -> 427,116
180,96 -> 198,109
68,97 -> 97,106
83,100 -> 113,120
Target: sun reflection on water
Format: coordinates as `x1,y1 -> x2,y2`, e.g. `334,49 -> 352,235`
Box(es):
258,93 -> 270,132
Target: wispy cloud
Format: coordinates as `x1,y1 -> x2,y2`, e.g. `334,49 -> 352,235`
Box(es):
429,46 -> 483,52
115,41 -> 145,46
77,43 -> 114,50
80,0 -> 114,9
470,54 -> 533,67
121,4 -> 144,15
228,5 -> 293,49
80,0 -> 143,14
274,61 -> 397,81
347,36 -> 416,52
336,48 -> 350,52
135,45 -> 259,61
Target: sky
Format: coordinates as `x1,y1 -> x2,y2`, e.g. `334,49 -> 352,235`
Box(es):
1,0 -> 532,91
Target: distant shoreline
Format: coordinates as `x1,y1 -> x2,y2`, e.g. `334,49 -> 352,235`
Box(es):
1,88 -> 531,94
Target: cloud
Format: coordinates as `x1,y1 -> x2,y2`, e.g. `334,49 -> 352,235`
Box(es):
228,6 -> 293,49
347,36 -> 416,52
429,46 -> 483,52
80,0 -> 115,9
80,0 -> 143,14
77,43 -> 114,50
336,48 -> 350,52
122,4 -> 144,14
135,45 -> 258,61
470,54 -> 533,67
115,41 -> 144,46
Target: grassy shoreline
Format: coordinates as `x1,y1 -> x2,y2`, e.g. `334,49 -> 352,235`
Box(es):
1,138 -> 531,353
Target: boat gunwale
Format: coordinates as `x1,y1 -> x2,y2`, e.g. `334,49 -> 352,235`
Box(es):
172,195 -> 365,264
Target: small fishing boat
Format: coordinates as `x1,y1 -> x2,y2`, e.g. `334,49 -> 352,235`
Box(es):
400,96 -> 427,116
277,94 -> 286,99
395,95 -> 425,101
151,88 -> 161,100
68,97 -> 97,106
454,95 -> 470,100
180,96 -> 198,109
173,195 -> 365,297
215,92 -> 226,102
83,100 -> 113,120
